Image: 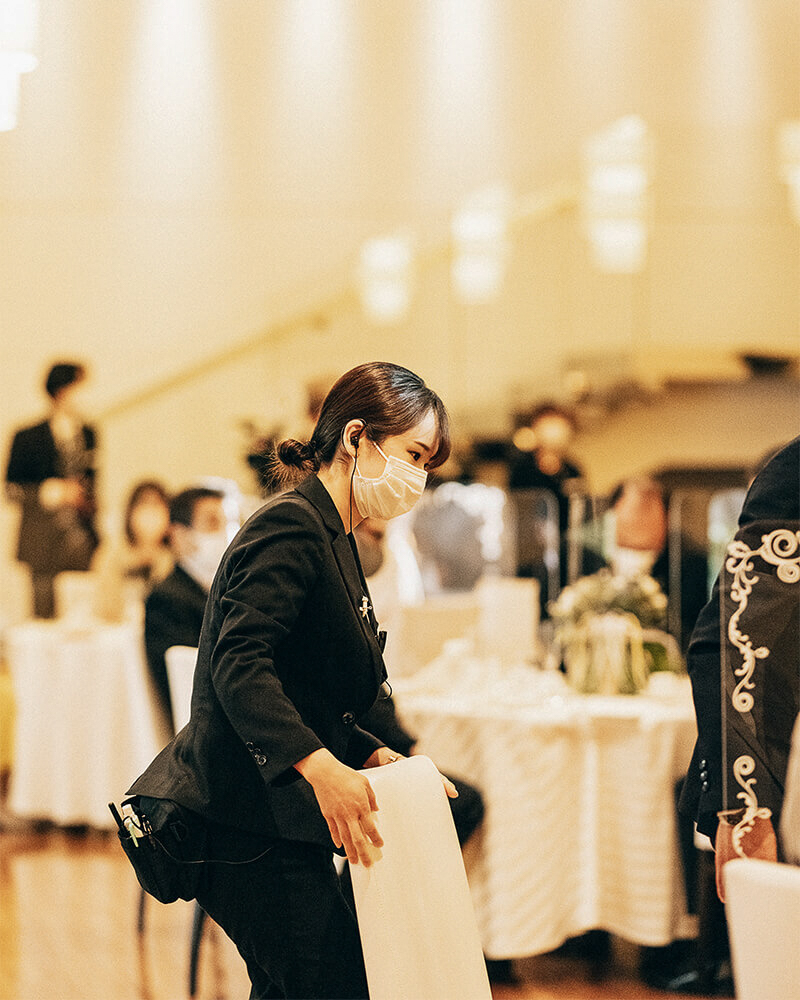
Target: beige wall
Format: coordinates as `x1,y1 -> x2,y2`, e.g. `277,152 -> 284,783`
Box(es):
1,2 -> 798,619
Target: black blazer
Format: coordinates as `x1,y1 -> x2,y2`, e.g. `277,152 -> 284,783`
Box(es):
129,475 -> 385,848
680,436 -> 800,838
144,565 -> 210,732
5,419 -> 98,571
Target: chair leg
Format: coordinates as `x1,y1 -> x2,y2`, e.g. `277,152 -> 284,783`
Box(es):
189,903 -> 208,997
137,887 -> 147,935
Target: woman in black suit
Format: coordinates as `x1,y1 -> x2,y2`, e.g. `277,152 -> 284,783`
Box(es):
127,362 -> 456,999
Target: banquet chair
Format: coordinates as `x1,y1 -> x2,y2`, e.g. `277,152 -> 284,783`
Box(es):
397,594 -> 480,671
723,858 -> 800,1000
351,756 -> 491,1000
163,645 -> 207,998
134,646 -> 207,996
54,570 -> 100,622
164,644 -> 197,735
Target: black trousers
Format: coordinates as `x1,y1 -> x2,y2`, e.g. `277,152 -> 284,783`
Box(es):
195,834 -> 369,1000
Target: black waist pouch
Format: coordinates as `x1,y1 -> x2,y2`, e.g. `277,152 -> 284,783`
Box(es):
110,796 -> 206,904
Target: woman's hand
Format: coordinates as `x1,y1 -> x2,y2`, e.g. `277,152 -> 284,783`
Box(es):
363,747 -> 459,800
363,746 -> 403,768
295,748 -> 383,866
714,810 -> 777,902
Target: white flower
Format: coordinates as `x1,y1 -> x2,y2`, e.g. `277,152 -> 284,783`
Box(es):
640,575 -> 660,596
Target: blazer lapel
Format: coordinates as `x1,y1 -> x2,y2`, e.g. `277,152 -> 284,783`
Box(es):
295,476 -> 386,676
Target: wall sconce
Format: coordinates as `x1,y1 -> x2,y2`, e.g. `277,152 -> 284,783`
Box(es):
583,115 -> 652,272
778,120 -> 800,224
451,184 -> 512,304
357,233 -> 414,324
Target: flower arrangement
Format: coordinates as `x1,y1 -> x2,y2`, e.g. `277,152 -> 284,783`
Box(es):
549,569 -> 668,631
548,570 -> 671,694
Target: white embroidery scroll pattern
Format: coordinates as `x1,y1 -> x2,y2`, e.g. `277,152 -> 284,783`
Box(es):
725,539 -> 769,713
731,756 -> 773,858
726,529 -> 800,855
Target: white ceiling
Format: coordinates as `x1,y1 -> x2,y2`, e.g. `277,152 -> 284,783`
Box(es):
1,0 -> 798,421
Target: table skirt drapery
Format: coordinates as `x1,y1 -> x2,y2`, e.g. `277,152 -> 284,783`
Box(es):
7,621 -> 170,829
394,681 -> 697,959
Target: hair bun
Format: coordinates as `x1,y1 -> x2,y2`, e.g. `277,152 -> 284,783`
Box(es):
274,438 -> 319,481
276,438 -> 310,466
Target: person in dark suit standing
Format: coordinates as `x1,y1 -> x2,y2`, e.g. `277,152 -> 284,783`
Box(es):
680,436 -> 800,866
5,361 -> 98,618
508,402 -> 584,533
127,362 -> 457,1000
143,486 -> 228,732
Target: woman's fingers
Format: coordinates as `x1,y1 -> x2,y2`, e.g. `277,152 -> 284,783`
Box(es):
360,811 -> 384,850
326,817 -> 343,851
441,774 -> 459,799
366,782 -> 379,814
342,815 -> 382,867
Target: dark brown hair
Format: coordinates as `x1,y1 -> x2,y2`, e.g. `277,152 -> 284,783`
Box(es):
124,480 -> 171,544
169,487 -> 224,528
275,362 -> 450,483
45,362 -> 86,398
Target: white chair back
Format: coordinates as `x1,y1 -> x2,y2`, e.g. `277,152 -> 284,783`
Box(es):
351,756 -> 491,1000
398,594 -> 480,673
55,570 -> 99,624
164,645 -> 198,730
724,858 -> 800,1000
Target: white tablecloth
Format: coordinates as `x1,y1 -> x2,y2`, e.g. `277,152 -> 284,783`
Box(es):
392,655 -> 697,958
7,620 -> 170,829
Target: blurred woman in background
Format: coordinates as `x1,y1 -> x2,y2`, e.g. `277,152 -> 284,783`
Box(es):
93,480 -> 173,621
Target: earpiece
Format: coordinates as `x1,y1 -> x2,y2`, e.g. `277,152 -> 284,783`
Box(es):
345,420 -> 365,452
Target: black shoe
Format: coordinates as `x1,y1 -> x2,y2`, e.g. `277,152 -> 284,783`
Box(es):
642,946 -> 733,996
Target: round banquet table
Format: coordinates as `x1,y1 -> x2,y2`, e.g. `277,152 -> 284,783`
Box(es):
392,660 -> 698,960
6,620 -> 171,829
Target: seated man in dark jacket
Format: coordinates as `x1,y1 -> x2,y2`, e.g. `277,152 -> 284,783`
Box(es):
144,487 -> 228,732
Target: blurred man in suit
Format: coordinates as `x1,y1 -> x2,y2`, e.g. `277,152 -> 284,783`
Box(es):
144,487 -> 228,732
5,362 -> 98,618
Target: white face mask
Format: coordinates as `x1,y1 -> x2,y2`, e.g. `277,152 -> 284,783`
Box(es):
181,529 -> 229,591
353,442 -> 428,521
612,546 -> 658,579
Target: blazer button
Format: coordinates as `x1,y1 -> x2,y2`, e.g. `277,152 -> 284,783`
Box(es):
342,711 -> 355,726
701,780 -> 709,792
700,759 -> 707,770
247,742 -> 268,766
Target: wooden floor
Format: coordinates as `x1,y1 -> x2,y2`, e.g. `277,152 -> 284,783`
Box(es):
0,827 -> 705,1000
